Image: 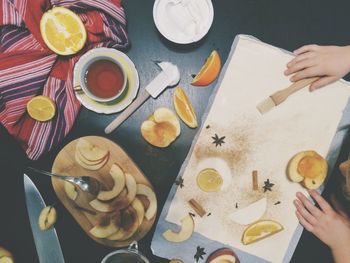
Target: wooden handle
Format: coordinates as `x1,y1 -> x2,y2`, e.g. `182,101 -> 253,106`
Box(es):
271,77 -> 319,106
104,91 -> 150,134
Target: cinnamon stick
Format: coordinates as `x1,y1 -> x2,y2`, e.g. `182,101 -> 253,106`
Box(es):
188,199 -> 206,217
252,170 -> 258,191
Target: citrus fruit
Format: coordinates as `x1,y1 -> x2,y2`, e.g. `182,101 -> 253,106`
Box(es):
173,87 -> 197,128
169,260 -> 184,263
40,7 -> 87,55
242,220 -> 283,245
191,50 -> 221,86
197,168 -> 223,192
26,96 -> 56,121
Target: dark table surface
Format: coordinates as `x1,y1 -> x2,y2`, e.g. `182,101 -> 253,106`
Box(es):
2,0 -> 350,262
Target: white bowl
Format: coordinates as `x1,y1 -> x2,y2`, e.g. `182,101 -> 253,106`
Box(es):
153,0 -> 214,44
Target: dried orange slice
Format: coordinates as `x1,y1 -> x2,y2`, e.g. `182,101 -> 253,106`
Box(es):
173,87 -> 197,128
191,50 -> 221,86
40,7 -> 86,55
27,96 -> 56,122
197,168 -> 223,192
242,220 -> 283,245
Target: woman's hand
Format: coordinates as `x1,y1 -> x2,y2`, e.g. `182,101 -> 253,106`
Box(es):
285,45 -> 350,91
294,190 -> 350,263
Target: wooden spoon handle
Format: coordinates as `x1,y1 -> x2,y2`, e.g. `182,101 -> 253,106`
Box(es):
271,77 -> 319,106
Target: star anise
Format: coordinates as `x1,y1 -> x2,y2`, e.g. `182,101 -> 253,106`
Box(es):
194,246 -> 206,262
212,134 -> 225,147
175,177 -> 184,188
263,179 -> 274,192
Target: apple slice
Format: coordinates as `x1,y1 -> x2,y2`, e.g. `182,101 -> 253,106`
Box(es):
64,181 -> 78,201
89,213 -> 120,239
229,198 -> 267,225
97,164 -> 126,201
163,214 -> 194,242
0,247 -> 14,263
207,248 -> 240,263
132,198 -> 145,226
75,150 -> 109,171
76,138 -> 109,161
90,189 -> 130,212
136,184 -> 157,220
107,205 -> 139,241
38,205 -> 57,231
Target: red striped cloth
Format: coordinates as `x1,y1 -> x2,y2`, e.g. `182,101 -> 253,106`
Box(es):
0,0 -> 129,160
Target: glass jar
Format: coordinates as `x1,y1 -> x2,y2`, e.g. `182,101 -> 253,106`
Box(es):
101,241 -> 150,263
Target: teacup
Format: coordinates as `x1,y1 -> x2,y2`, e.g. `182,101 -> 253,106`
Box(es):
78,56 -> 127,103
101,241 -> 150,263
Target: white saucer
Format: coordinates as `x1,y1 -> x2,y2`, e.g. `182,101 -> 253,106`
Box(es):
73,48 -> 139,114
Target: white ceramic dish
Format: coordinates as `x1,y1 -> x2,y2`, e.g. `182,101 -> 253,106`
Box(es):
153,0 -> 214,44
73,48 -> 139,114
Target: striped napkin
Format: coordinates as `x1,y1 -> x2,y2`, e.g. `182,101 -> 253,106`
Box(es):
0,0 -> 129,160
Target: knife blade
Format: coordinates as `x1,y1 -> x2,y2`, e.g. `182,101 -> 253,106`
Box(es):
24,174 -> 65,263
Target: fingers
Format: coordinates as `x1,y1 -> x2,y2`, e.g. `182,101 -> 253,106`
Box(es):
295,210 -> 314,231
290,67 -> 318,82
296,192 -> 323,217
309,76 -> 337,91
293,44 -> 319,55
294,199 -> 318,225
308,189 -> 333,213
285,58 -> 316,76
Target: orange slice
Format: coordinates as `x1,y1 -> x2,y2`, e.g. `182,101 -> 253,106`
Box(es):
242,220 -> 283,245
27,96 -> 56,122
197,168 -> 223,192
173,87 -> 198,128
40,7 -> 86,55
191,50 -> 221,86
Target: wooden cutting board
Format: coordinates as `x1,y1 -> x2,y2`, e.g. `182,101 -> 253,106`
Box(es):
51,136 -> 157,248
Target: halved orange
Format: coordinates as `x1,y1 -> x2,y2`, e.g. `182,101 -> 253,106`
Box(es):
191,50 -> 221,86
40,7 -> 86,55
242,220 -> 283,245
173,87 -> 198,128
26,96 -> 56,122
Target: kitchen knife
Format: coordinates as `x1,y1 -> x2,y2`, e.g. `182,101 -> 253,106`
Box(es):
24,174 -> 65,263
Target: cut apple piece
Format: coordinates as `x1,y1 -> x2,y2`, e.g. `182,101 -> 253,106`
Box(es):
287,150 -> 328,189
107,205 -> 139,241
90,189 -> 130,213
64,181 -> 78,201
229,198 -> 267,225
207,248 -> 240,263
136,184 -> 157,220
131,198 -> 145,226
97,164 -> 126,201
163,214 -> 194,242
141,107 -> 180,148
0,247 -> 14,263
89,213 -> 120,239
38,205 -> 57,231
75,150 -> 109,171
125,173 -> 137,203
76,138 -> 109,161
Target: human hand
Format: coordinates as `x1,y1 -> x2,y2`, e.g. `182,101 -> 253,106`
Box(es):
339,160 -> 350,197
284,45 -> 350,91
294,190 -> 350,251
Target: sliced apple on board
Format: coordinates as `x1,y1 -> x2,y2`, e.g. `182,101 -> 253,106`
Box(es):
38,205 -> 57,231
287,150 -> 328,189
163,214 -> 194,242
0,247 -> 14,263
131,198 -> 145,226
206,248 -> 240,263
89,213 -> 120,239
64,181 -> 78,201
75,138 -> 109,170
229,198 -> 267,225
136,184 -> 157,220
97,163 -> 126,201
141,107 -> 180,148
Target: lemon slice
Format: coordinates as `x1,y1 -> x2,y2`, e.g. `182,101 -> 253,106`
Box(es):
242,220 -> 283,245
40,7 -> 86,55
173,87 -> 198,128
27,96 -> 56,122
191,50 -> 221,86
197,168 -> 223,192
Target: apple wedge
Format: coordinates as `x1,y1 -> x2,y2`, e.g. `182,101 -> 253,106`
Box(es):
76,138 -> 109,161
207,248 -> 240,263
75,150 -> 109,171
287,150 -> 328,189
97,164 -> 126,201
141,107 -> 180,148
163,214 -> 194,242
136,184 -> 157,220
38,205 -> 57,231
132,198 -> 145,226
107,205 -> 139,241
0,247 -> 14,263
89,213 -> 120,239
229,198 -> 267,225
64,181 -> 78,201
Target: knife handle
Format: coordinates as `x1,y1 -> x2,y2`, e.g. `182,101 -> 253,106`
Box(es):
271,77 -> 319,105
105,90 -> 150,134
